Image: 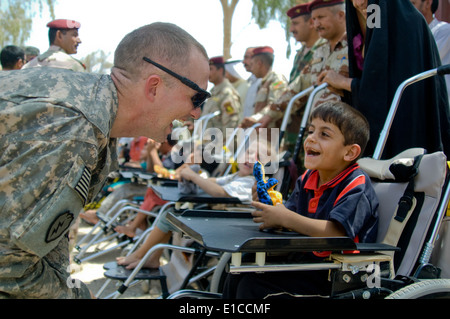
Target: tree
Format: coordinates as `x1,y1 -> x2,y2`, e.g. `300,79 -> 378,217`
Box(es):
0,0 -> 55,47
220,0 -> 309,59
83,50 -> 113,74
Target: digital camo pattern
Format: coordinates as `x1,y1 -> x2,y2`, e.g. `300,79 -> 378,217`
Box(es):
0,67 -> 119,298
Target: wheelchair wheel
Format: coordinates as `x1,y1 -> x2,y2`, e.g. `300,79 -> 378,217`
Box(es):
385,279 -> 450,299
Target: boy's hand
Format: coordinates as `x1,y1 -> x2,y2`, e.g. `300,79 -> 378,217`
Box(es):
251,201 -> 286,230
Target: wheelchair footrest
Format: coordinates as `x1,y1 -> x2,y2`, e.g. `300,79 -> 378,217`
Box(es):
104,263 -> 166,281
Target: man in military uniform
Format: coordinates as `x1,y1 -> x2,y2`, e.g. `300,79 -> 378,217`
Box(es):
23,19 -> 86,72
240,46 -> 287,130
282,2 -> 328,153
201,56 -> 241,142
258,0 -> 348,131
0,22 -> 209,298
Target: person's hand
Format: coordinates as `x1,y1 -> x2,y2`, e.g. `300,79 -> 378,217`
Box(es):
257,115 -> 272,129
317,70 -> 352,95
251,201 -> 287,230
239,117 -> 257,128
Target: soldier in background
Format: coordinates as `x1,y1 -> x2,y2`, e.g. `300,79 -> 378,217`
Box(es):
201,56 -> 241,142
239,46 -> 288,130
24,46 -> 40,63
23,19 -> 86,72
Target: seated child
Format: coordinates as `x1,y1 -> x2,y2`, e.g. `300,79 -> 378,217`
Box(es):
223,101 -> 379,299
116,145 -> 261,269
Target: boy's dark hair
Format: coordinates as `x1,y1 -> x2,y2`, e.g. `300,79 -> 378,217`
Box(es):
0,45 -> 25,69
309,101 -> 370,159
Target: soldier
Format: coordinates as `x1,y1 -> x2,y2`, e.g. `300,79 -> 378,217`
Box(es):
201,56 -> 241,142
258,0 -> 348,133
0,22 -> 209,298
23,19 -> 86,72
240,46 -> 288,130
282,2 -> 328,153
24,46 -> 40,63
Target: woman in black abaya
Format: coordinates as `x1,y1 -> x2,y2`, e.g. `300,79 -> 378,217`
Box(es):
319,0 -> 450,159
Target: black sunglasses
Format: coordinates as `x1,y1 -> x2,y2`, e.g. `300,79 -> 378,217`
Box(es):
143,56 -> 210,108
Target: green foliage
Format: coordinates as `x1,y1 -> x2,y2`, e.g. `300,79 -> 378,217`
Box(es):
0,0 -> 55,47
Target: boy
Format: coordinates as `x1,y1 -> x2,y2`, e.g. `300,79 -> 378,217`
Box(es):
223,101 -> 379,298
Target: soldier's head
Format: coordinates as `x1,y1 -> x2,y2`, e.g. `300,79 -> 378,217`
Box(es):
0,45 -> 25,70
310,0 -> 346,43
24,46 -> 40,63
47,19 -> 82,55
111,22 -> 210,143
208,56 -> 225,85
287,2 -> 317,43
250,46 -> 274,78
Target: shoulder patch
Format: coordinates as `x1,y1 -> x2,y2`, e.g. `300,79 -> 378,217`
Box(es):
46,211 -> 74,243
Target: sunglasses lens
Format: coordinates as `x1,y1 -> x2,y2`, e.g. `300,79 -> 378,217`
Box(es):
192,92 -> 209,108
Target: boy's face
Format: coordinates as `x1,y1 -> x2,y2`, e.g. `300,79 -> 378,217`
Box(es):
303,117 -> 353,179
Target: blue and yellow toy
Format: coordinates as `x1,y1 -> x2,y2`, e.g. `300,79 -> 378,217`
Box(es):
253,161 -> 283,206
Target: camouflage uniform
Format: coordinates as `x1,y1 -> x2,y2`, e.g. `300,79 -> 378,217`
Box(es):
202,78 -> 240,140
0,67 -> 119,298
23,45 -> 86,72
284,38 -> 329,152
249,70 -> 288,128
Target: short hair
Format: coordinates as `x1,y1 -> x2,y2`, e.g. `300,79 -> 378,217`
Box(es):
252,52 -> 274,68
0,45 -> 25,69
309,101 -> 370,158
48,28 -> 70,45
114,22 -> 208,80
24,46 -> 40,56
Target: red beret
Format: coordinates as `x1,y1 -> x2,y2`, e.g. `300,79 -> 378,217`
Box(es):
287,2 -> 311,19
252,46 -> 274,56
209,56 -> 225,65
47,19 -> 81,29
308,0 -> 344,11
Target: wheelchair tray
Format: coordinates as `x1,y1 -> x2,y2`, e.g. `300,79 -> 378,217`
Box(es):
167,210 -> 365,253
150,185 -> 243,204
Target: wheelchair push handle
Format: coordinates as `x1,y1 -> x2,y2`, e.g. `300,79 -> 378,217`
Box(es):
437,64 -> 450,76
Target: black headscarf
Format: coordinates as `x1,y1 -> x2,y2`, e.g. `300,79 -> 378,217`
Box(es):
345,0 -> 450,159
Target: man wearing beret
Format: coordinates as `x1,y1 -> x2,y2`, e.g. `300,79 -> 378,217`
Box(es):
23,19 -> 86,72
201,56 -> 241,141
282,1 -> 328,154
240,46 -> 287,130
256,0 -> 348,140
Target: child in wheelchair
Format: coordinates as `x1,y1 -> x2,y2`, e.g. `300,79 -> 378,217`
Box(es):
223,101 -> 379,298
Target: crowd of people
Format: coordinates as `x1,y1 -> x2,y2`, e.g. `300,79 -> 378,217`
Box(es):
0,0 -> 449,299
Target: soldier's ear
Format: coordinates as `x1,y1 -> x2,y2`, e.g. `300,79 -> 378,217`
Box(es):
144,75 -> 162,101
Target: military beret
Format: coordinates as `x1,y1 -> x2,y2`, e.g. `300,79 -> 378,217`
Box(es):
287,2 -> 311,19
252,46 -> 274,56
209,56 -> 225,65
308,0 -> 344,11
47,19 -> 81,29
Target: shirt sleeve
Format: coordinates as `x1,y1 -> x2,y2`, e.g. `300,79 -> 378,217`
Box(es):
328,174 -> 378,243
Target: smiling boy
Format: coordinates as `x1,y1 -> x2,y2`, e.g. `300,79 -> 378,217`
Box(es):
223,101 -> 379,298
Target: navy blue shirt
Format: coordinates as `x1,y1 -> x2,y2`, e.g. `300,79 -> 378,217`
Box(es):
285,163 -> 379,243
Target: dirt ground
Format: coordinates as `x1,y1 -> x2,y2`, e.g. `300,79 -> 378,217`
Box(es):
69,219 -> 163,299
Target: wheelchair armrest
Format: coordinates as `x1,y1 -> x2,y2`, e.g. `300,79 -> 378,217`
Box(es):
355,243 -> 400,252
